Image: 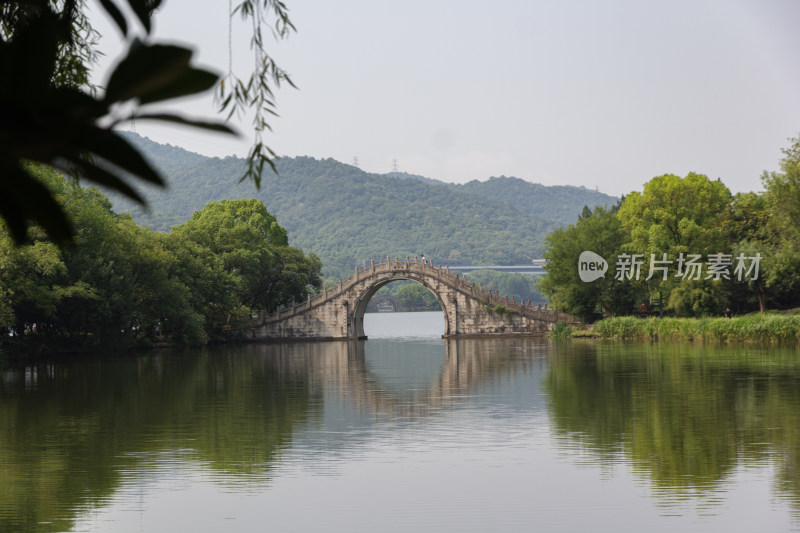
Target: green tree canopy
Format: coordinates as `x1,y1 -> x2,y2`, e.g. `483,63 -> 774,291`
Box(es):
171,199 -> 321,316
617,172 -> 731,256
616,173 -> 733,315
395,283 -> 439,311
757,134 -> 800,309
538,162 -> 799,319
0,167 -> 322,350
539,205 -> 640,319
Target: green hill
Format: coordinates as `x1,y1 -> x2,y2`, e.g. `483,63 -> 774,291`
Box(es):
387,172 -> 618,227
106,133 -> 615,279
454,176 -> 617,227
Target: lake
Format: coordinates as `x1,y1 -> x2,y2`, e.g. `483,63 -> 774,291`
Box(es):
2,311 -> 800,532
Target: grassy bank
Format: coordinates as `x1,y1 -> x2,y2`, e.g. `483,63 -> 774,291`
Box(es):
591,314 -> 800,343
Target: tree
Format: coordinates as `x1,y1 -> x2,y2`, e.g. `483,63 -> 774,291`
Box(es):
0,164 -> 211,346
463,269 -> 547,305
722,192 -> 771,312
395,283 -> 439,311
0,165 -> 104,340
171,199 -> 321,328
539,145 -> 800,318
0,233 -> 68,336
0,0 -> 294,245
539,206 -> 640,320
1,166 -> 322,348
616,173 -> 732,316
617,173 -> 731,257
757,134 -> 800,310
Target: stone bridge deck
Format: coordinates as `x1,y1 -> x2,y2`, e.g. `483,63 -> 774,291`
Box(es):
244,257 -> 579,341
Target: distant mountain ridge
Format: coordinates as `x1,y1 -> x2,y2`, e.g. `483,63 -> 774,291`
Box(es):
105,133 -> 617,278
453,177 -> 615,227
388,172 -> 617,227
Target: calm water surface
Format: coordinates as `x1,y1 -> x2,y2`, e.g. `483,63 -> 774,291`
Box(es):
2,312 -> 800,532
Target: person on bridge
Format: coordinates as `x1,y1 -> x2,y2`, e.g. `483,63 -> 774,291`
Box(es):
421,254 -> 427,264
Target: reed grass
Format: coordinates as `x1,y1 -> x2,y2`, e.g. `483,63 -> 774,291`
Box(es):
593,314 -> 800,343
550,320 -> 574,338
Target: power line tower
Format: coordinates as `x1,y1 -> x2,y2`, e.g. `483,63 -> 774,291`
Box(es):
353,157 -> 359,168
392,159 -> 398,172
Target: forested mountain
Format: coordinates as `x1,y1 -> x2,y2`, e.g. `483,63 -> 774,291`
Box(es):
387,173 -> 617,226
454,177 -> 616,227
108,134 -> 615,279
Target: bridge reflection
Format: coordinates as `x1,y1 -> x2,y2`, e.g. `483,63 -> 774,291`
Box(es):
245,337 -> 549,420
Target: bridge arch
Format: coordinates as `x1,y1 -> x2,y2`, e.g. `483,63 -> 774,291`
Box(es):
352,274 -> 453,338
246,257 -> 578,341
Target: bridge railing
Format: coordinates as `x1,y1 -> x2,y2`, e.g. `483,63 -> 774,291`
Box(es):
259,256 -> 576,325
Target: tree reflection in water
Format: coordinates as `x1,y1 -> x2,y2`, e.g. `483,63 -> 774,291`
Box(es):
545,341 -> 800,509
0,338 -> 538,531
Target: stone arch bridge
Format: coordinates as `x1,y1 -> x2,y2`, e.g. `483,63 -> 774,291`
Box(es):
244,257 -> 578,341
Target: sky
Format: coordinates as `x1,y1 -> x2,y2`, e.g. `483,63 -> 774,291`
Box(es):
90,0 -> 800,197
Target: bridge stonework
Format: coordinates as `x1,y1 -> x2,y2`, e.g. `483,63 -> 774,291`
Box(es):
245,258 -> 579,341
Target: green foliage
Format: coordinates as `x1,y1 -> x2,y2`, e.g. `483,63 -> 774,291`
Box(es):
539,205 -> 639,319
721,193 -> 771,311
218,1 -> 296,185
763,134 -> 800,233
666,278 -> 725,317
758,135 -> 800,307
368,281 -> 441,312
550,320 -> 573,338
463,269 -> 547,305
616,173 -> 733,316
617,172 -> 731,256
453,176 -> 617,227
170,199 -> 320,323
541,143 -> 800,318
394,283 -> 440,311
490,304 -> 513,315
0,166 -> 320,350
594,314 -> 800,343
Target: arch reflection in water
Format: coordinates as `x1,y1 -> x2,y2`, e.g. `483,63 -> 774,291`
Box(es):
257,337 -> 547,423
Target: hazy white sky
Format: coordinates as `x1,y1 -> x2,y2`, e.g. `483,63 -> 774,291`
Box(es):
91,0 -> 800,196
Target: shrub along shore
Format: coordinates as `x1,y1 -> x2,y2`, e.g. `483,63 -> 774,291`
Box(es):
587,314 -> 800,343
